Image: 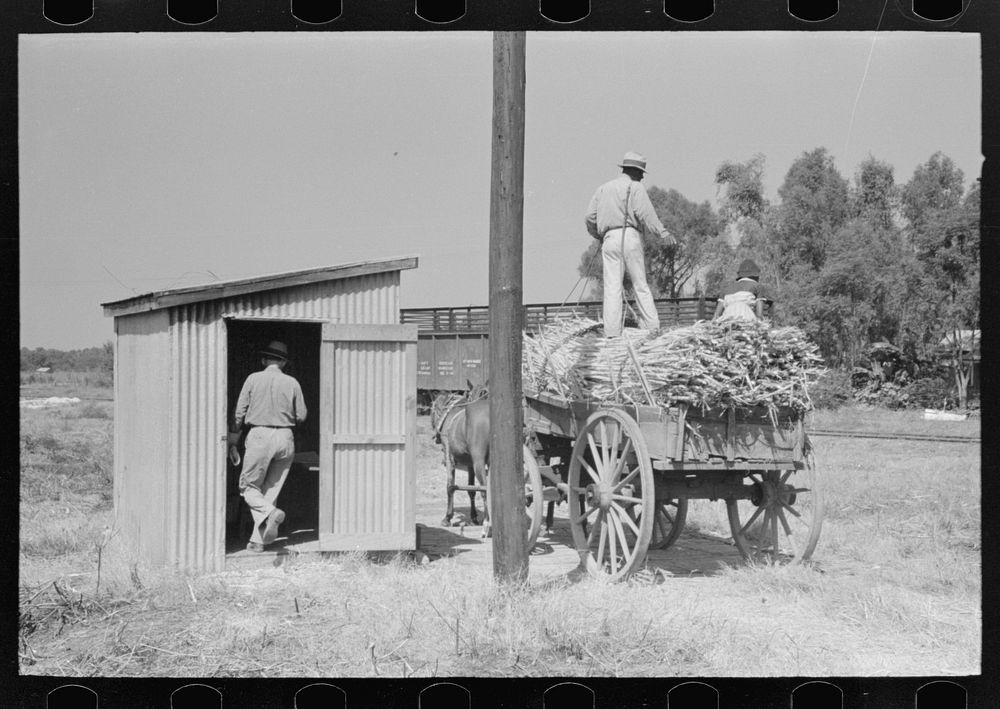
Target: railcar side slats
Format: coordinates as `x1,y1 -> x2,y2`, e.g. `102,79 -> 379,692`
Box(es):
405,297 -> 768,391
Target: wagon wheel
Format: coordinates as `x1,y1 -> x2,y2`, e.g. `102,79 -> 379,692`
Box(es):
568,409 -> 655,581
624,497 -> 687,550
726,446 -> 824,564
635,497 -> 688,550
482,446 -> 544,551
523,444 -> 544,550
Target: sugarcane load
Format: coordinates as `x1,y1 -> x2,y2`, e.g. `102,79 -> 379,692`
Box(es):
523,316 -> 823,412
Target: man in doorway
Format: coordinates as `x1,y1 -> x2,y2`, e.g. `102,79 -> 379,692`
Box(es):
229,340 -> 307,552
585,151 -> 677,336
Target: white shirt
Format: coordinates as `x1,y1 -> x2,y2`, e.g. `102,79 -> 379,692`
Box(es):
585,174 -> 673,242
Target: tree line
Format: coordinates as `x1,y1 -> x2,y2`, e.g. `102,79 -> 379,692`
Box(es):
20,343 -> 114,373
577,148 -> 979,404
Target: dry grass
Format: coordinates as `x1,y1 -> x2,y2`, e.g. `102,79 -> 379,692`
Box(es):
20,547 -> 979,677
810,406 -> 979,438
19,395 -> 980,677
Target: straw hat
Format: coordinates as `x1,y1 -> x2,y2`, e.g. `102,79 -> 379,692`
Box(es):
260,340 -> 289,360
617,152 -> 647,173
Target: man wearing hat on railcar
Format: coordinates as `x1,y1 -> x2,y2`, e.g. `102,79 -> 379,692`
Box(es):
713,258 -> 768,322
228,340 -> 307,552
585,151 -> 678,337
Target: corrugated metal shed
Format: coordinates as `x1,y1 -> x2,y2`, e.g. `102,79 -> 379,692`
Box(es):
103,257 -> 419,572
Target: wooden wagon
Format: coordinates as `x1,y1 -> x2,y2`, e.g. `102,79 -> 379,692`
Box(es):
523,389 -> 824,580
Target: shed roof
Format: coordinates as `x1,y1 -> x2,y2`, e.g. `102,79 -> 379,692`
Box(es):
102,256 -> 419,318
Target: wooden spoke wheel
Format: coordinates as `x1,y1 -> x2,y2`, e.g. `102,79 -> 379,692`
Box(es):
623,497 -> 686,551
726,447 -> 824,564
482,445 -> 544,552
568,409 -> 655,581
640,498 -> 688,550
523,444 -> 544,550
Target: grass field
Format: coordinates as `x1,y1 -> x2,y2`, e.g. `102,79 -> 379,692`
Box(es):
19,387 -> 980,677
20,369 -> 114,402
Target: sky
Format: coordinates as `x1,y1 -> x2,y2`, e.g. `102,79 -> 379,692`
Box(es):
19,31 -> 981,349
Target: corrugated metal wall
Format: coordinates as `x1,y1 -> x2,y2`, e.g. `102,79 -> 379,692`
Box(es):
121,270 -> 402,571
168,301 -> 227,572
224,273 -> 398,323
113,310 -> 171,567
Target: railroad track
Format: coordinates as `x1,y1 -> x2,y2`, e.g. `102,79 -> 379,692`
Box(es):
810,429 -> 980,444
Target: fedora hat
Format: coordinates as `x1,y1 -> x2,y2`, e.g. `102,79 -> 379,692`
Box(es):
736,259 -> 761,279
618,152 -> 648,173
260,340 -> 289,360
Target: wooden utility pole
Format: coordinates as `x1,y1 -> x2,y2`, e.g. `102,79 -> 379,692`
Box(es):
488,31 -> 528,584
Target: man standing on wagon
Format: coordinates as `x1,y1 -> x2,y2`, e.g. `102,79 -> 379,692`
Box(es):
228,340 -> 307,552
585,151 -> 677,337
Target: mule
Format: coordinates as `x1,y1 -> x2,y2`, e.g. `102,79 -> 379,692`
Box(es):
431,382 -> 491,532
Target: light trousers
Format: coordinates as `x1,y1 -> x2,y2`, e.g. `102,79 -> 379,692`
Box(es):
601,227 -> 660,336
239,426 -> 294,544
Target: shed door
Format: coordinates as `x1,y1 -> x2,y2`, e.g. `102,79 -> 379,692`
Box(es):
318,323 -> 418,550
